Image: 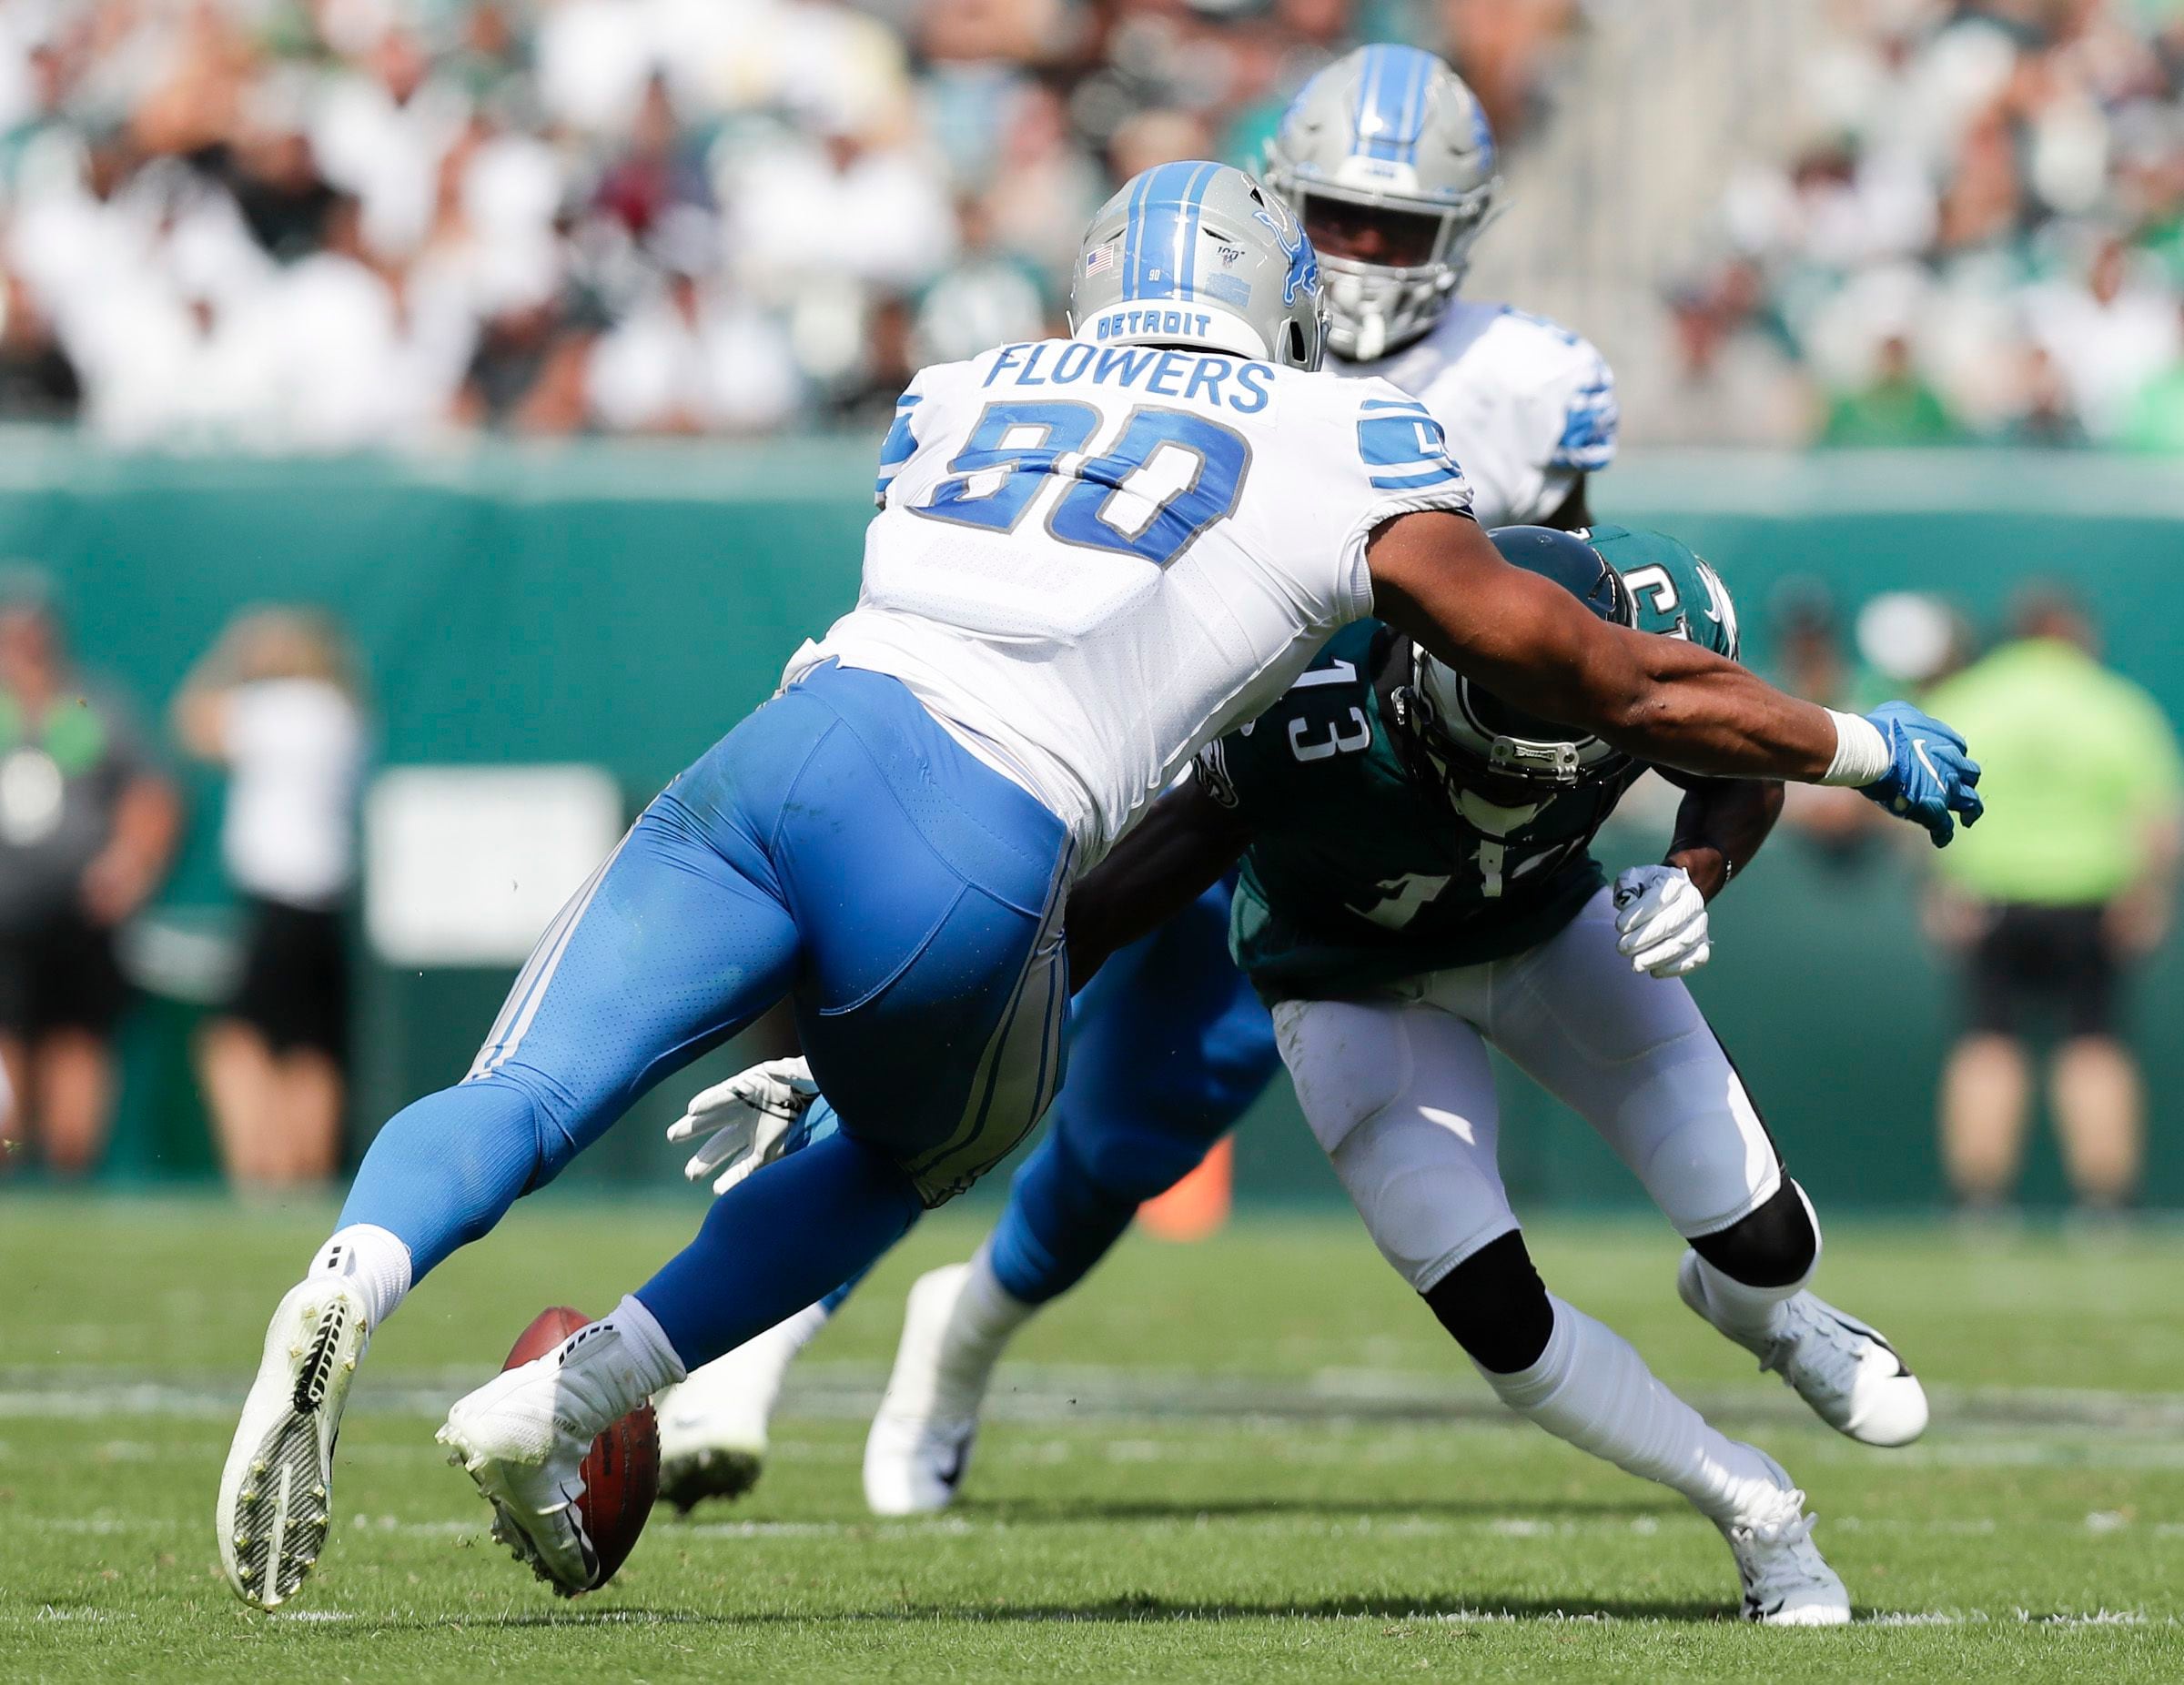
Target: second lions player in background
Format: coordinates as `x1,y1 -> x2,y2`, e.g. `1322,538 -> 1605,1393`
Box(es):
651,44 -> 1630,1510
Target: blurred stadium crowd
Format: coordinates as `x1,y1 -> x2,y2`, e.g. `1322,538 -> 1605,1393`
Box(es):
0,0 -> 1578,446
1684,0 -> 2184,449
0,0 -> 2179,450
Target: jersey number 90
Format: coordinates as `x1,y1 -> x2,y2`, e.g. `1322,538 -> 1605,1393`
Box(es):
915,400 -> 1250,569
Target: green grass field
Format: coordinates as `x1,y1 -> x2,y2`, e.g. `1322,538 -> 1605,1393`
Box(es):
4,1193 -> 2182,1681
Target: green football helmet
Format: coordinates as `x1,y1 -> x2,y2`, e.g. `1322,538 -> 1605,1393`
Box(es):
1402,527 -> 1636,801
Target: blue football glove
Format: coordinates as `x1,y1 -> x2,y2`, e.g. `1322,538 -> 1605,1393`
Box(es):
1859,701 -> 1984,847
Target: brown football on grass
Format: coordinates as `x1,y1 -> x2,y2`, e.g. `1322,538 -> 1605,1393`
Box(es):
501,1306 -> 660,1589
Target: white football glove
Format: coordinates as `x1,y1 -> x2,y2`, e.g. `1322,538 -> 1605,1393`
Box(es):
667,1056 -> 820,1196
1612,864 -> 1712,979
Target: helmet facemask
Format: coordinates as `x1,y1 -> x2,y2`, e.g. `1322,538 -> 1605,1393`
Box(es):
1289,181 -> 1496,361
1261,45 -> 1503,362
1403,653 -> 1631,810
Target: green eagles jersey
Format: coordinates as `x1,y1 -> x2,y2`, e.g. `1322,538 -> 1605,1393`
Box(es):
1198,525 -> 1739,1002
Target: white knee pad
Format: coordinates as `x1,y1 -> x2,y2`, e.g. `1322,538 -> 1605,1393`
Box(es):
1634,1067 -> 1784,1240
1276,998 -> 1514,1293
1327,1105 -> 1517,1293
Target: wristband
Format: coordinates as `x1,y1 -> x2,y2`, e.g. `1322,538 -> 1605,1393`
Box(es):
1819,709 -> 1889,787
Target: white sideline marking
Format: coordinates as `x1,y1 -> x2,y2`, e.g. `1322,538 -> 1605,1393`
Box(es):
11,1364 -> 2184,1435
1414,1609 -> 2170,1630
682,1516 -> 979,1541
18,1514 -> 484,1539
17,1503 -> 2181,1547
31,1516 -> 167,1535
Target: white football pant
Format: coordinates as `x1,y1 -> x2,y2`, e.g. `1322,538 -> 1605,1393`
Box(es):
1275,887 -> 1786,1293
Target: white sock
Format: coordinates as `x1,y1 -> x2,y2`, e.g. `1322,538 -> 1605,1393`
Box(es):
730,1300 -> 832,1423
1689,1186 -> 1822,1347
1480,1297 -> 1779,1524
527,1296 -> 688,1442
935,1241 -> 1037,1400
956,1242 -> 1036,1354
602,1293 -> 687,1398
769,1299 -> 834,1362
308,1225 -> 413,1331
1690,1256 -> 1801,1346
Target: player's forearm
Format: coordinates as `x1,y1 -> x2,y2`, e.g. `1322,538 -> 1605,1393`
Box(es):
1583,634 -> 1845,782
1664,778 -> 1784,902
1371,515 -> 1843,785
1065,785 -> 1249,987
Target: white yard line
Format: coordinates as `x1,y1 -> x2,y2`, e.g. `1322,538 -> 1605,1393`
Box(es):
6,1365 -> 2184,1435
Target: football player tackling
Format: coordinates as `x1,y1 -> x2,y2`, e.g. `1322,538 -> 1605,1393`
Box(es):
217,158 -> 1978,1617
656,44 -> 1632,1510
1065,521 -> 1926,1623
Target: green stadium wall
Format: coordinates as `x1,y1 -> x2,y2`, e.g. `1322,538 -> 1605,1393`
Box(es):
10,439 -> 2181,1212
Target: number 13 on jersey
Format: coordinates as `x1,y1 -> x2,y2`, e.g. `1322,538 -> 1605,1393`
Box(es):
914,399 -> 1250,569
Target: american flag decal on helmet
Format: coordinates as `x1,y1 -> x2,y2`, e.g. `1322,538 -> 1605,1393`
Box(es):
1083,242 -> 1116,276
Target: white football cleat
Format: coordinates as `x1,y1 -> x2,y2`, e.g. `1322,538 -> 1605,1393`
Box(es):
437,1332 -> 631,1596
863,1264 -> 989,1517
217,1277 -> 369,1609
655,1314 -> 809,1514
1678,1251 -> 1928,1448
1715,1451 -> 1852,1626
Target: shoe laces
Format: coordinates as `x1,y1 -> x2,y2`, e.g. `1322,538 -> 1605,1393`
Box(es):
1760,1298 -> 1865,1398
1734,1491 -> 1815,1551
1730,1492 -> 1826,1597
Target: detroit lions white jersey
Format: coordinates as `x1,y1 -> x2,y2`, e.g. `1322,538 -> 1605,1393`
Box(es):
1343,300 -> 1618,528
787,337 -> 1475,864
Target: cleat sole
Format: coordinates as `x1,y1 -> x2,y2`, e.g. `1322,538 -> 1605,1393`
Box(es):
218,1286 -> 367,1610
438,1418 -> 601,1598
659,1448 -> 764,1516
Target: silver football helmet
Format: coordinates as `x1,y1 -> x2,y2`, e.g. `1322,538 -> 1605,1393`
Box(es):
1068,161 -> 1326,370
1263,45 -> 1500,362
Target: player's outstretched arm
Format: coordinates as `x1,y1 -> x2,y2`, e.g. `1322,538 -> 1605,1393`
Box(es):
1366,512 -> 1985,845
1065,778 -> 1253,987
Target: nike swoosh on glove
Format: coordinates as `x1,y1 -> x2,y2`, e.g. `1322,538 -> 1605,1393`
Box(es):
1613,863 -> 1712,978
666,1056 -> 820,1196
1859,701 -> 1984,847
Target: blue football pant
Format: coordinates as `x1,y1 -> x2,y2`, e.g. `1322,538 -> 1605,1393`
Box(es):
811,870 -> 1281,1318
338,661 -> 1074,1369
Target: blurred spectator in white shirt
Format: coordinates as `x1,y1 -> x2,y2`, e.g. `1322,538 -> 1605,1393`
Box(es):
912,194 -> 1048,368
587,213 -> 802,434
309,28 -> 467,263
2023,232 -> 2182,439
730,123 -> 958,298
174,607 -> 365,1189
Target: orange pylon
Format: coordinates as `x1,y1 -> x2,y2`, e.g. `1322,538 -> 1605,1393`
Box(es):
1138,1135 -> 1233,1241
